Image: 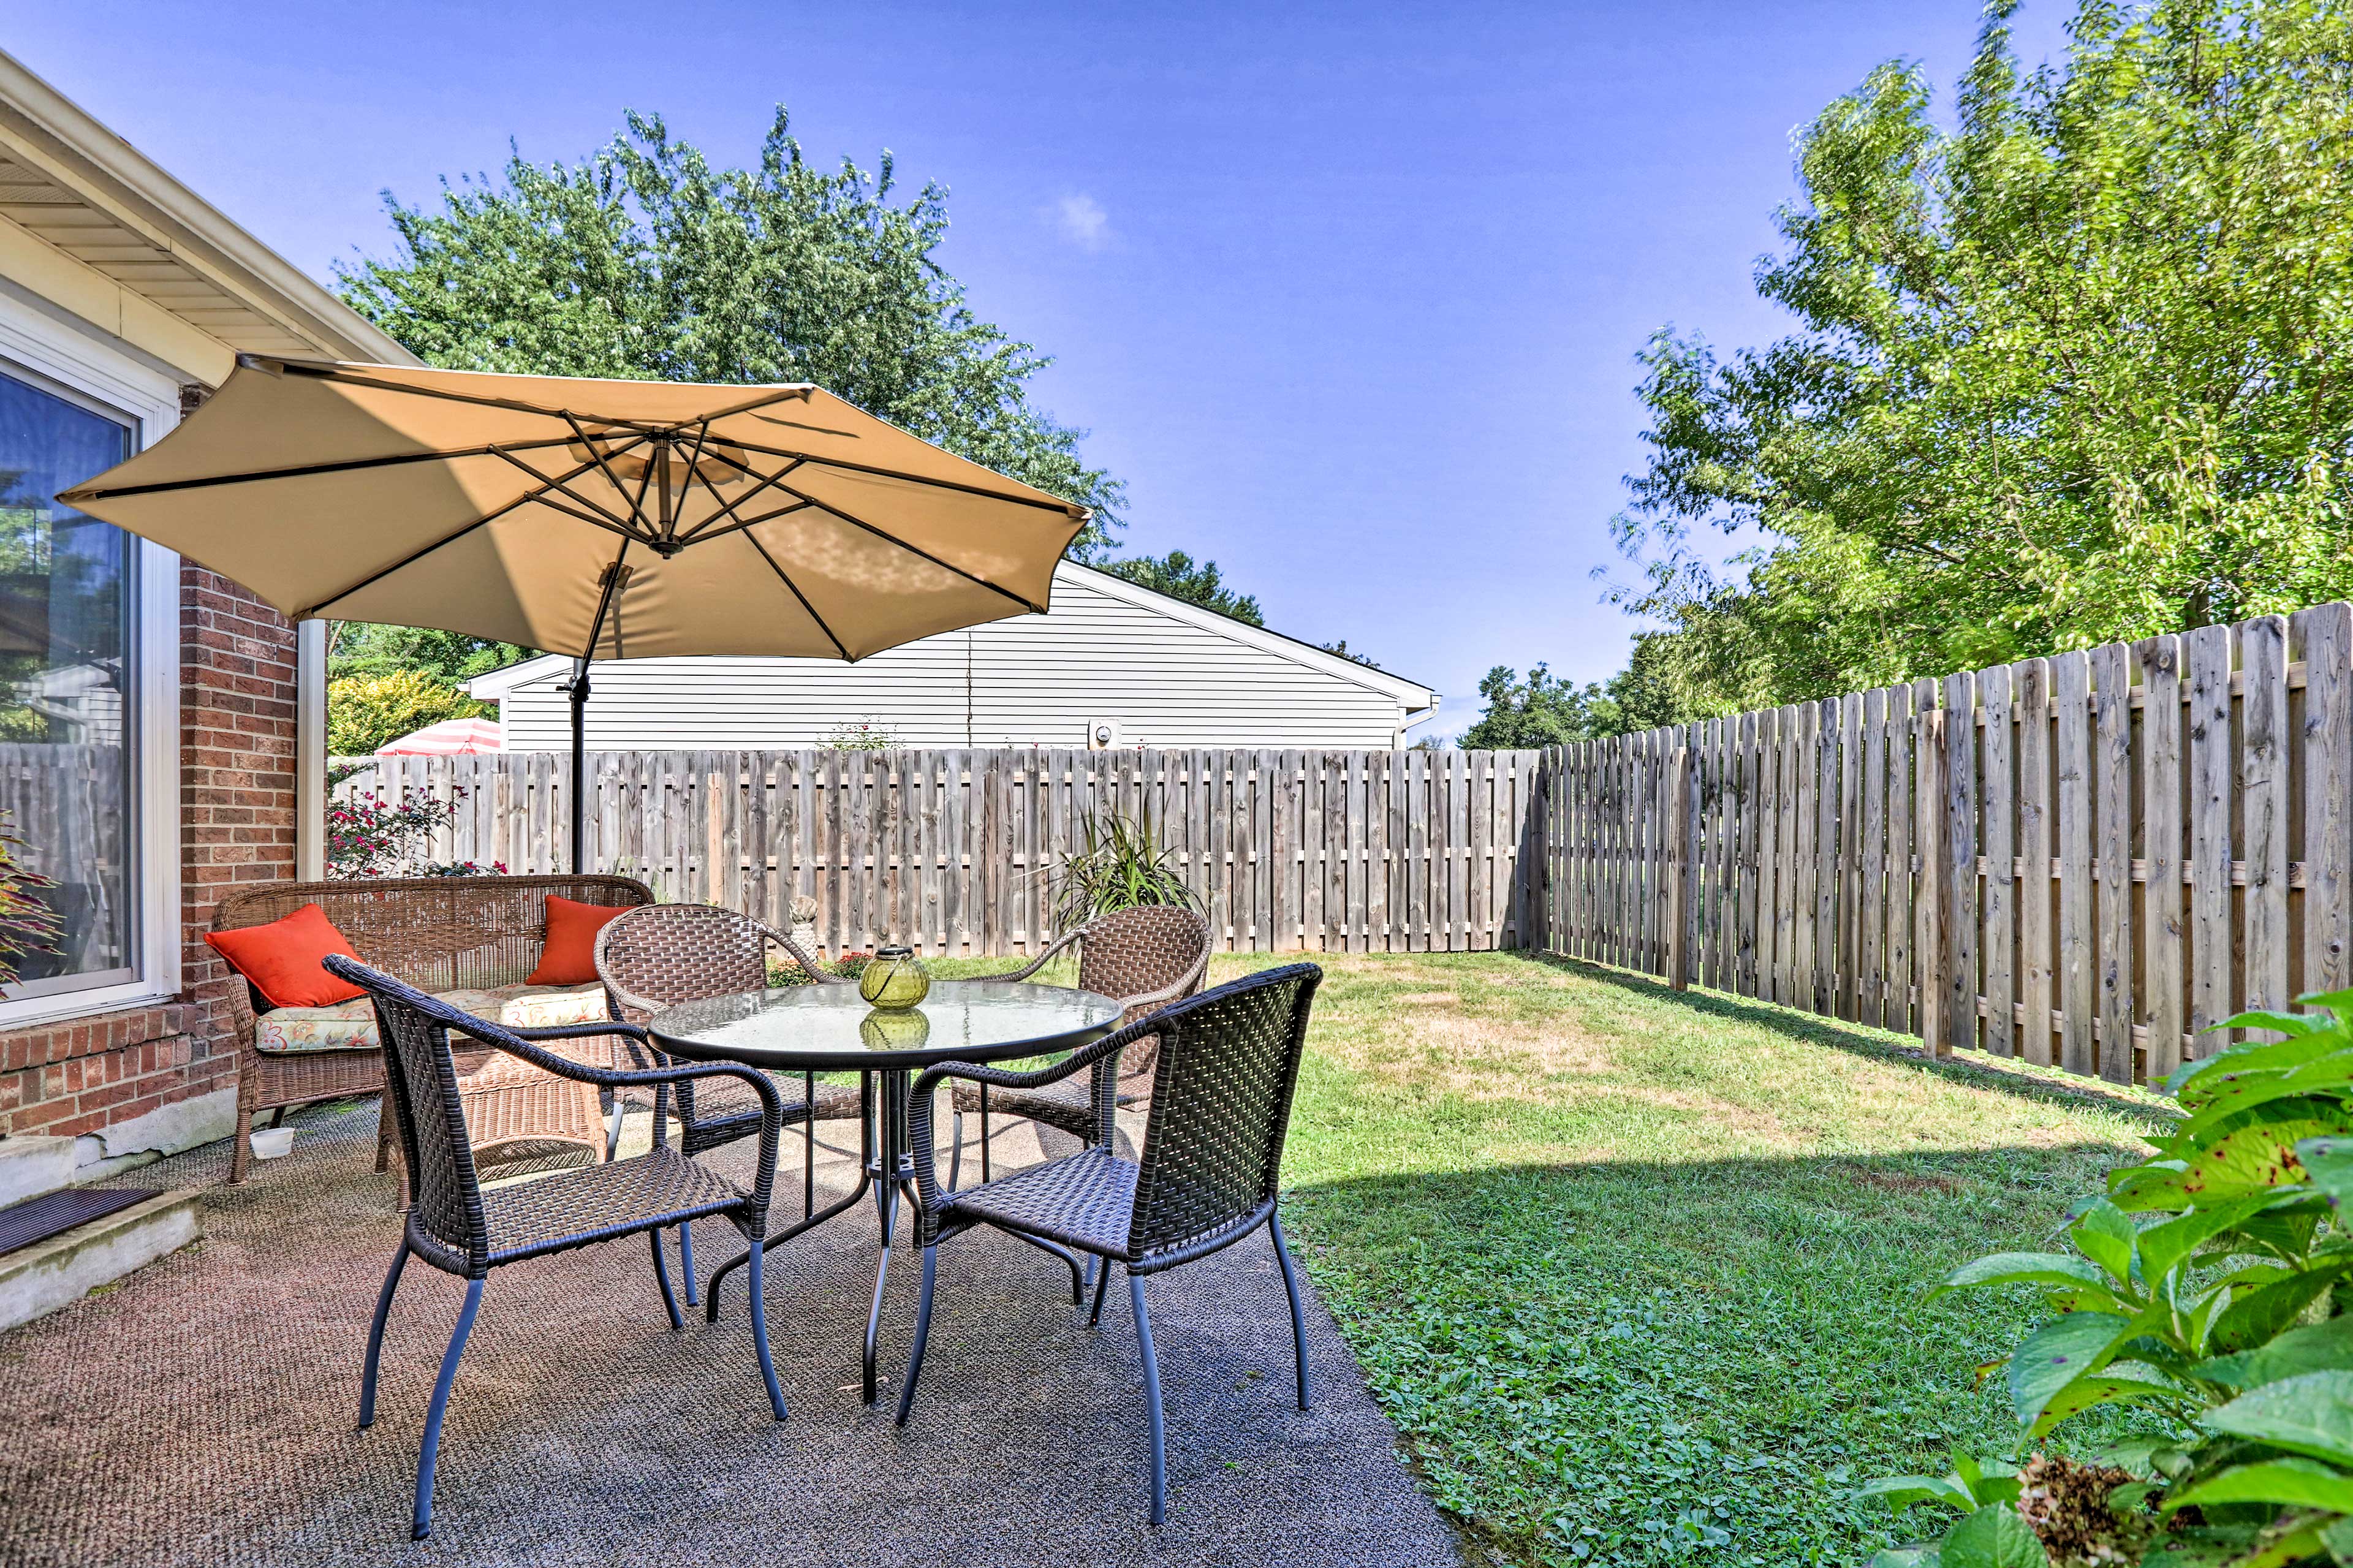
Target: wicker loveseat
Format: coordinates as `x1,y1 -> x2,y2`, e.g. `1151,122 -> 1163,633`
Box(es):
211,874 -> 652,1184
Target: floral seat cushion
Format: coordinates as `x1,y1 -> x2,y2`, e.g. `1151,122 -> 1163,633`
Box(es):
253,983 -> 610,1055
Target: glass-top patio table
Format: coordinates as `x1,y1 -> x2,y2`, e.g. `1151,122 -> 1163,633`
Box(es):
649,980 -> 1125,1402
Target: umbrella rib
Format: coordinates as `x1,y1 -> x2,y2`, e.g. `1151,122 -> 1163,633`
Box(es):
488,448 -> 650,539
678,500 -> 811,546
58,433 -> 595,503
264,358 -> 819,433
740,531 -> 852,662
714,435 -> 1088,518
667,458 -> 808,547
664,422 -> 714,547
291,449 -> 629,618
557,411 -> 659,538
768,480 -> 1047,614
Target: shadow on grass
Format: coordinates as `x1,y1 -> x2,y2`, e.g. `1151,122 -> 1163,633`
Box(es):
1501,947 -> 2175,1131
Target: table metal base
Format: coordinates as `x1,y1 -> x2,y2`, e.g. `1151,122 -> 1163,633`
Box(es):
702,1066 -> 1089,1403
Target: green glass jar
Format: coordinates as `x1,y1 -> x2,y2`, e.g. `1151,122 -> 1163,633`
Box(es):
858,1007 -> 932,1053
857,944 -> 931,1010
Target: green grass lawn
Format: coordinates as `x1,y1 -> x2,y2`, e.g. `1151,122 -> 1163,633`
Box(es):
1217,948 -> 2167,1568
933,945 -> 2167,1565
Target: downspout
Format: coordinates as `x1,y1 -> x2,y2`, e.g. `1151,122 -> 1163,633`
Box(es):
296,619 -> 325,879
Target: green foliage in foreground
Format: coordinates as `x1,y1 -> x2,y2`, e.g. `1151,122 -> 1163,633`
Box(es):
1866,994 -> 2353,1567
1610,0 -> 2353,714
1209,950 -> 2165,1566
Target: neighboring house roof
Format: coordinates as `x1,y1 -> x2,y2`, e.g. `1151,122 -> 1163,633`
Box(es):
0,48 -> 417,380
468,560 -> 1436,714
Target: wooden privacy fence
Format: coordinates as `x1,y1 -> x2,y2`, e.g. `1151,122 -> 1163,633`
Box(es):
343,748 -> 1547,959
1536,600 -> 2353,1089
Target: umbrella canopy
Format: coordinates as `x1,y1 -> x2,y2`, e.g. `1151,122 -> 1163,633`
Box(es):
60,355 -> 1089,869
59,356 -> 1087,661
375,717 -> 501,756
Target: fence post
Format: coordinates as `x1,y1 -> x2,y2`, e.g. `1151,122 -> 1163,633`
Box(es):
1666,744 -> 1693,990
1915,706 -> 1950,1057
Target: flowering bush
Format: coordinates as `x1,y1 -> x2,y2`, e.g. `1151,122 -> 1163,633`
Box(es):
327,787 -> 506,879
766,947 -> 871,987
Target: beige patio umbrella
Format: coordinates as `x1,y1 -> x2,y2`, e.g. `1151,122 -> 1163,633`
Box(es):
59,354 -> 1090,868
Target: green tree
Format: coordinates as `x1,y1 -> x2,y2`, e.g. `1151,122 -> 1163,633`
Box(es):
1461,634 -> 1690,748
1100,550 -> 1263,624
1612,0 -> 2353,710
336,108 -> 1124,557
328,623 -> 530,686
328,670 -> 492,756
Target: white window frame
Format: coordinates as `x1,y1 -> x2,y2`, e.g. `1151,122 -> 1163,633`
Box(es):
0,297 -> 183,1030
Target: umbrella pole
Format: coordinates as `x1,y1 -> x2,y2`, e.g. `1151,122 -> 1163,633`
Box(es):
569,658 -> 590,874
569,556 -> 634,876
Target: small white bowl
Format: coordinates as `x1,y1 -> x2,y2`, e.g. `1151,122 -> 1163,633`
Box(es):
249,1126 -> 296,1160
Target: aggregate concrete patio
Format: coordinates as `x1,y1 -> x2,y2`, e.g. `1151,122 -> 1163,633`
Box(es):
0,1097 -> 1463,1568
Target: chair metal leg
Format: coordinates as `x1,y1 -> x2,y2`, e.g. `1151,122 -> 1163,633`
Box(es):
1087,1254 -> 1112,1327
979,1087 -> 991,1184
678,1222 -> 699,1308
803,1072 -> 817,1221
949,1110 -> 964,1191
358,1245 -> 409,1428
650,1229 -> 684,1331
893,1244 -> 939,1426
604,1099 -> 625,1162
412,1277 -> 483,1540
745,1238 -> 787,1422
1132,1272 -> 1167,1526
1270,1214 -> 1311,1411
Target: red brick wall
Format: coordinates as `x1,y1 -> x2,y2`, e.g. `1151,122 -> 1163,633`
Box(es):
0,563 -> 298,1142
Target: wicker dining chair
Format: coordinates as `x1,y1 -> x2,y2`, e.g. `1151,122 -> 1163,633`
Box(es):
898,963 -> 1322,1526
324,955 -> 789,1542
595,903 -> 864,1301
948,904 -> 1213,1186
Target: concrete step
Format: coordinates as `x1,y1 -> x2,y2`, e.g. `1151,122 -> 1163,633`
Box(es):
0,1187 -> 200,1335
0,1135 -> 76,1210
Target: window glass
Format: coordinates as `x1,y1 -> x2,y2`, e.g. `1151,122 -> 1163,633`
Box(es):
0,368 -> 135,998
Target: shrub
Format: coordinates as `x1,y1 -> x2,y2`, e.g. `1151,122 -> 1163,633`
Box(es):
1863,993 -> 2353,1567
327,786 -> 504,879
821,718 -> 896,752
1045,806 -> 1198,928
327,670 -> 491,756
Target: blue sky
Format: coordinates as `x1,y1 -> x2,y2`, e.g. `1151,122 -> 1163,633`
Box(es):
16,1 -> 2073,738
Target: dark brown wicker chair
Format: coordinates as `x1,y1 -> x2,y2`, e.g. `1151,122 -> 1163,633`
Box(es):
898,963 -> 1322,1525
325,955 -> 787,1542
949,905 -> 1213,1186
210,874 -> 652,1184
594,903 -> 865,1300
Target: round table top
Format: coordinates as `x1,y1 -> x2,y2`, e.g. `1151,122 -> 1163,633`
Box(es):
648,979 -> 1126,1072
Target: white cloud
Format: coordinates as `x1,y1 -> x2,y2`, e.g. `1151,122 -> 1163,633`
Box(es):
1053,193 -> 1112,252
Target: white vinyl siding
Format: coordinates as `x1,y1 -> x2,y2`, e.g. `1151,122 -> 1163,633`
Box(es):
488,567 -> 1430,751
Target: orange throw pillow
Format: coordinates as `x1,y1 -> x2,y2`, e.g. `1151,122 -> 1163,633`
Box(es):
528,895 -> 627,986
204,903 -> 366,1010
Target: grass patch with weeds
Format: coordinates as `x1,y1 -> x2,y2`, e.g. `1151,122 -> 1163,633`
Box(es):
1224,949 -> 2165,1567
